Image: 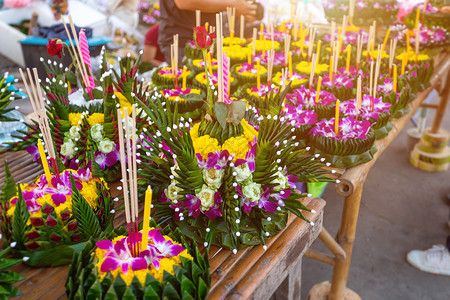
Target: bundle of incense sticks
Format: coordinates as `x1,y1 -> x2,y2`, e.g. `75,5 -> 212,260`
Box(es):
308,26 -> 317,62
388,39 -> 397,75
284,35 -> 291,67
356,34 -> 363,70
19,67 -> 58,175
117,106 -> 140,257
61,15 -> 89,92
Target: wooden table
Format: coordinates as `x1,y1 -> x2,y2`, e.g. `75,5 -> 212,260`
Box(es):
306,51 -> 450,300
0,151 -> 326,299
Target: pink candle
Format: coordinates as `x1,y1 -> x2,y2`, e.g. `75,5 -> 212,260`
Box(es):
78,29 -> 95,93
223,53 -> 230,101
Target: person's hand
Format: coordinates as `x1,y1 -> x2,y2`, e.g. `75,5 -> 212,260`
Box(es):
234,0 -> 257,23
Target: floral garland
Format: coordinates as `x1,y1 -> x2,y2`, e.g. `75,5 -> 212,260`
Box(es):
94,229 -> 192,285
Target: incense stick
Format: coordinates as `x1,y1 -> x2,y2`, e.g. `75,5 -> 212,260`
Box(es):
196,10 -> 201,27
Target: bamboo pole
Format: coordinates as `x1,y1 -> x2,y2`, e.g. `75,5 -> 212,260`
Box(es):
319,228 -> 346,260
305,249 -> 335,266
430,71 -> 450,133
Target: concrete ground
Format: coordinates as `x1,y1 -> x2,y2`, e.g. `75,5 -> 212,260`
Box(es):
1,53 -> 450,299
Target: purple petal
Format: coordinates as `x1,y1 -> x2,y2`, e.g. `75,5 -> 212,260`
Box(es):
130,257 -> 148,271
105,151 -> 119,167
121,262 -> 129,274
52,193 -> 66,206
101,257 -> 120,272
96,240 -> 114,250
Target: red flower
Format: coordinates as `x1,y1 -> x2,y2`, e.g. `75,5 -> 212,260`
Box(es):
60,211 -> 70,221
193,26 -> 216,49
26,241 -> 39,250
47,39 -> 64,58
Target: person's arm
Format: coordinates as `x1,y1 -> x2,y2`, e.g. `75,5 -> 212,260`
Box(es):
174,0 -> 257,22
143,45 -> 164,67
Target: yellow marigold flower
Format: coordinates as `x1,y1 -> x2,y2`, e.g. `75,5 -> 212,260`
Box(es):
87,113 -> 105,126
395,51 -> 430,62
362,50 -> 389,60
222,135 -> 251,160
248,40 -> 280,52
272,72 -> 307,86
295,61 -> 329,75
6,206 -> 15,217
69,113 -> 83,126
80,180 -> 100,210
241,119 -> 258,143
190,123 -> 200,139
346,24 -> 360,32
223,45 -> 251,60
192,135 -> 221,159
223,37 -> 246,45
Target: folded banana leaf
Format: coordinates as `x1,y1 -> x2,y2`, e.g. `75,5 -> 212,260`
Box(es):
310,128 -> 376,156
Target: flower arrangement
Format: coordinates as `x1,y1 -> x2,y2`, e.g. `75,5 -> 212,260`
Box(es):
65,224 -> 211,300
390,24 -> 450,49
255,52 -> 288,72
285,85 -> 338,120
153,85 -> 205,119
9,52 -> 147,182
0,163 -> 114,266
272,71 -> 307,90
240,83 -> 280,106
151,67 -> 194,86
232,62 -> 268,84
136,78 -> 333,250
309,117 -> 377,167
190,58 -> 218,73
295,61 -> 329,75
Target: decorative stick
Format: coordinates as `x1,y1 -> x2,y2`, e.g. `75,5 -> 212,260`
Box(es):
393,64 -> 397,93
284,35 -> 291,67
223,53 -> 230,99
335,100 -> 340,135
240,15 -> 245,42
315,76 -> 322,103
117,108 -> 131,240
415,26 -> 420,55
141,186 -> 152,250
267,49 -> 275,85
356,34 -> 362,70
349,0 -> 355,24
173,34 -> 179,75
123,106 -> 136,255
388,39 -> 397,75
309,53 -> 317,89
316,40 -> 321,65
369,60 -> 374,97
216,13 -> 224,102
256,58 -> 261,90
68,15 -> 90,91
381,28 -> 390,53
252,27 -> 257,57
196,10 -> 201,27
346,45 -> 351,75
61,16 -> 88,88
330,21 -> 336,48
308,26 -> 317,62
37,139 -> 53,185
356,76 -> 362,115
259,23 -> 264,41
373,45 -> 381,101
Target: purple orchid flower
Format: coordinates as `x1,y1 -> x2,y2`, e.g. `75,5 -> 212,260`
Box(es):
96,237 -> 147,274
182,194 -> 202,218
26,145 -> 41,162
236,184 -> 258,213
271,188 -> 291,207
204,192 -> 223,220
144,229 -> 185,268
258,188 -> 278,213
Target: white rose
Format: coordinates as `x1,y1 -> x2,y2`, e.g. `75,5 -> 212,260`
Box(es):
196,186 -> 216,211
233,163 -> 252,182
61,140 -> 76,159
98,139 -> 115,154
165,181 -> 182,201
272,170 -> 288,191
202,168 -> 224,189
69,126 -> 80,140
91,123 -> 103,142
242,181 -> 261,203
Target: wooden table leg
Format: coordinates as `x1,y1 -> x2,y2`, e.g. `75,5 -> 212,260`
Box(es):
272,257 -> 302,300
329,181 -> 365,300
